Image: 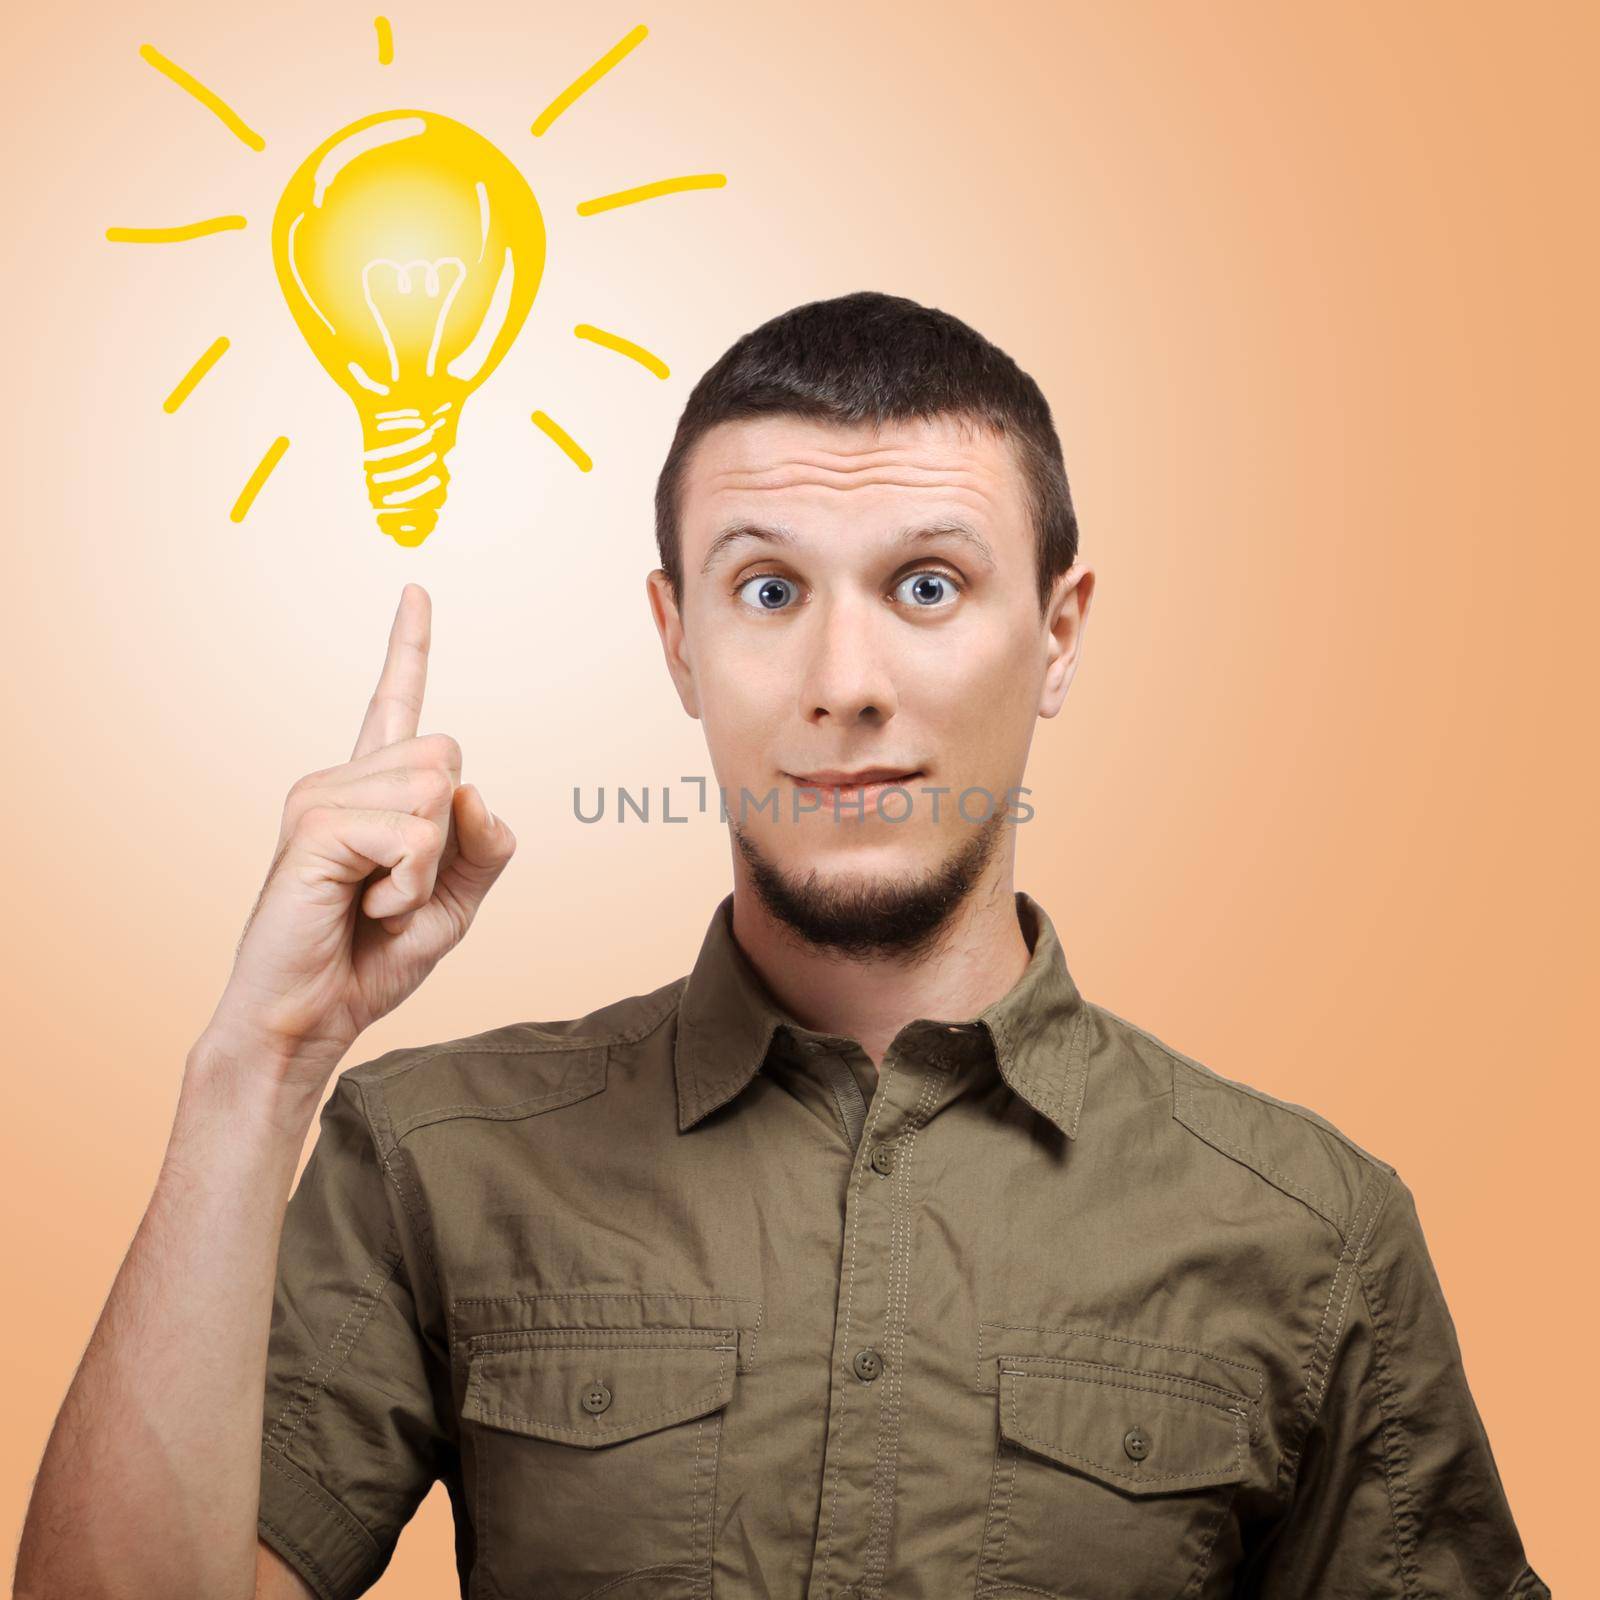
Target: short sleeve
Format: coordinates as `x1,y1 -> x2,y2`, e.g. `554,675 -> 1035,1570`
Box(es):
257,1070 -> 453,1600
1240,1169 -> 1550,1598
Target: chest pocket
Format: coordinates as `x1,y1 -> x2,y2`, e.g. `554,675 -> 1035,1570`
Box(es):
463,1326 -> 738,1600
976,1354 -> 1252,1600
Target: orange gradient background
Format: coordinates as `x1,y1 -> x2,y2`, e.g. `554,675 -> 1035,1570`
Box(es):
3,1 -> 1592,1591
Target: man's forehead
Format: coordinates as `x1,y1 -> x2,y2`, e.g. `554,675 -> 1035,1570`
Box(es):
689,413 -> 1008,484
672,416 -> 1024,579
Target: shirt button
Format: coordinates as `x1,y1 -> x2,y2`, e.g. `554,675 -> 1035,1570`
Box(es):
581,1381 -> 612,1415
869,1143 -> 895,1176
1123,1425 -> 1149,1460
853,1347 -> 884,1382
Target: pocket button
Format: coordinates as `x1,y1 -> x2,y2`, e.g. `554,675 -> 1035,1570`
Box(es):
1123,1425 -> 1150,1460
581,1381 -> 612,1415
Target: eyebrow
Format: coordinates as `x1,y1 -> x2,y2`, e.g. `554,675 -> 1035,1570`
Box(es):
698,518 -> 998,576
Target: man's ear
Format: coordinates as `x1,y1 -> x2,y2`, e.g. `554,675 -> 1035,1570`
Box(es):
646,568 -> 701,719
1038,561 -> 1095,719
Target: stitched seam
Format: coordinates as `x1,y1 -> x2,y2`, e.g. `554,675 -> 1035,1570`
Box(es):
1272,1167 -> 1390,1503
973,1427 -> 1006,1594
996,1358 -> 1251,1415
689,1414 -> 707,1589
378,1136 -> 444,1325
451,1296 -> 765,1370
367,992 -> 680,1089
1108,1005 -> 1395,1176
816,1045 -> 898,1590
1002,1005 -> 1088,1127
468,1348 -> 731,1440
259,1500 -> 342,1600
352,1076 -> 446,1316
394,1063 -> 604,1119
468,1330 -> 737,1351
976,1323 -> 1266,1398
265,1249 -> 388,1442
455,1291 -> 760,1306
393,1070 -> 606,1137
1311,1179 -> 1387,1414
863,1064 -> 929,1586
991,1444 -> 1018,1583
470,1402 -> 722,1442
703,1407 -> 725,1596
1175,1082 -> 1349,1237
745,1296 -> 767,1367
863,1056 -> 945,1593
266,1232 -> 402,1456
1357,1210 -> 1423,1597
261,1446 -> 380,1567
863,1096 -> 907,1589
990,1010 -> 1068,1131
1063,1005 -> 1091,1136
472,1397 -> 498,1600
1181,1478 -> 1246,1599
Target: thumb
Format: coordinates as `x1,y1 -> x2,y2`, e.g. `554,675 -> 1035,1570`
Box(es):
435,783 -> 516,920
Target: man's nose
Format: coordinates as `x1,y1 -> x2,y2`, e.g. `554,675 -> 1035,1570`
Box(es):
796,592 -> 899,726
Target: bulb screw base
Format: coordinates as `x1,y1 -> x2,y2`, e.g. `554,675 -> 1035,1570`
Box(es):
360,402 -> 460,547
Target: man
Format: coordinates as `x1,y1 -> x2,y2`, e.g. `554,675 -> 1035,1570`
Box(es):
16,292 -> 1548,1599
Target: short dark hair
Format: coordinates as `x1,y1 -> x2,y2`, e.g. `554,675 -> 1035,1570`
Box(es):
653,290 -> 1080,614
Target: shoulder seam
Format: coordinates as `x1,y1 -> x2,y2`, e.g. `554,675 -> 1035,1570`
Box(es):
1170,1063 -> 1349,1240
1271,1164 -> 1396,1506
359,980 -> 686,1086
346,1073 -> 445,1306
1105,1005 -> 1392,1178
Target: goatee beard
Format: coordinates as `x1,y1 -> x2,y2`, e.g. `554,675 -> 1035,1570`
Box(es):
731,809 -> 1008,960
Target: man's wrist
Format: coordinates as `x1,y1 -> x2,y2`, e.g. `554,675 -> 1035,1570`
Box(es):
182,1026 -> 339,1137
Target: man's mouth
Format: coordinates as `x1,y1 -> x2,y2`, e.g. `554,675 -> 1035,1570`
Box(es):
783,767 -> 925,801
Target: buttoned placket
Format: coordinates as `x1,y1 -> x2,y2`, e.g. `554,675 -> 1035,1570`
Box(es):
789,1019 -> 984,1600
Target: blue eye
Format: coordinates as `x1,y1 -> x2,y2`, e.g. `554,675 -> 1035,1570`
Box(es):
894,571 -> 959,608
737,574 -> 799,610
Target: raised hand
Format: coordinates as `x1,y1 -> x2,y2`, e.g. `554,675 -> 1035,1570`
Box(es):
202,583 -> 516,1084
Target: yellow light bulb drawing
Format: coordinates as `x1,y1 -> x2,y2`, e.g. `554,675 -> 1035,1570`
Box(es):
271,110 -> 545,546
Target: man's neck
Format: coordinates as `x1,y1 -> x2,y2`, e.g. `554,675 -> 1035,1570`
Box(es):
727,864 -> 1034,1070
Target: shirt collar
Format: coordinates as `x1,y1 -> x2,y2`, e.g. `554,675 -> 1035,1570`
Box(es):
673,889 -> 1091,1137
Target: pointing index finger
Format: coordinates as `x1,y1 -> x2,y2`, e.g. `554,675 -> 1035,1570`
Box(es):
352,583 -> 432,761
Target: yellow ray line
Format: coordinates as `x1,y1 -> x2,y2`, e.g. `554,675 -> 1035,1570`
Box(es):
531,24 -> 648,137
375,16 -> 394,65
577,173 -> 726,216
531,411 -> 592,472
106,216 -> 247,243
163,336 -> 230,413
573,324 -> 669,379
138,43 -> 265,151
230,436 -> 290,523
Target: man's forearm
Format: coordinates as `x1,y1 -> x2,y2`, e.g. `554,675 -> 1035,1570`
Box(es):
15,1033 -> 327,1600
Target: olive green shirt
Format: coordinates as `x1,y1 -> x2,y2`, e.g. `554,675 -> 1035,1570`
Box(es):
257,890 -> 1549,1599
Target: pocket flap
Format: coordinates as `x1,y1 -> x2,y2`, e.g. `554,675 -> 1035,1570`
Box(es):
995,1356 -> 1248,1495
464,1327 -> 737,1448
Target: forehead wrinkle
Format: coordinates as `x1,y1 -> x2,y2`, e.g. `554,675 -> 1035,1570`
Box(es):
698,514 -> 998,577
708,461 -> 988,490
714,479 -> 986,496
